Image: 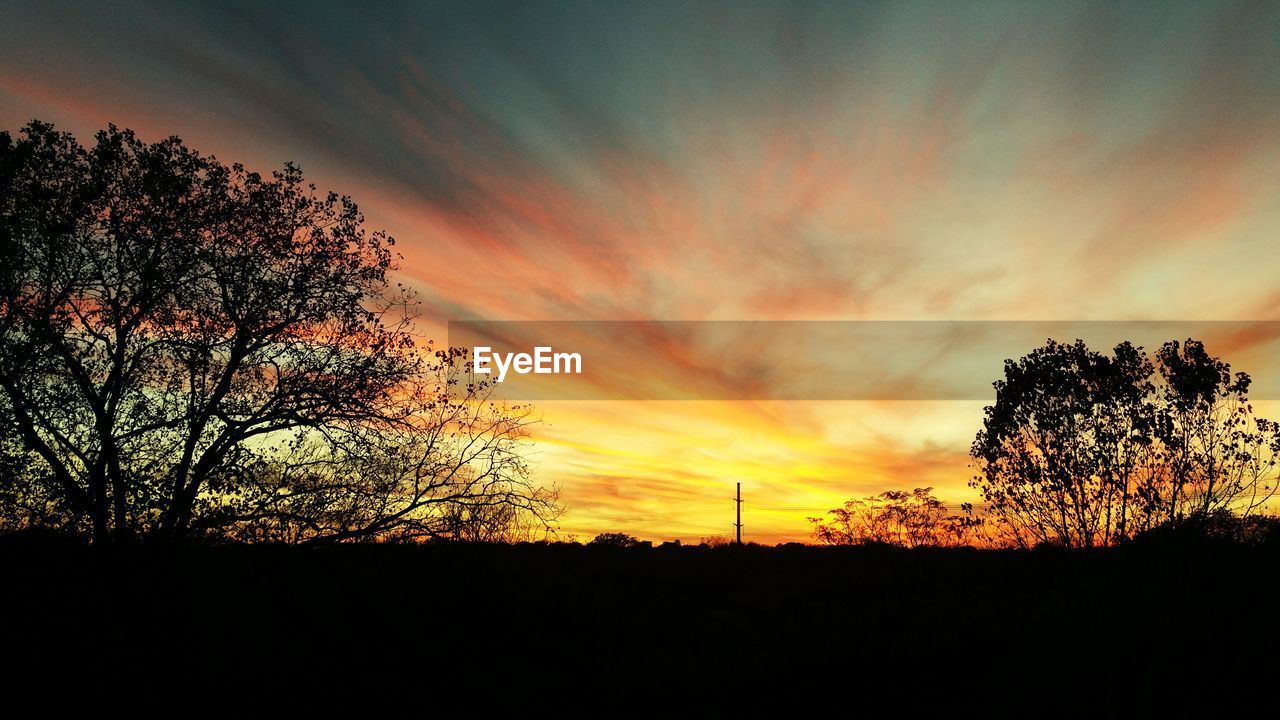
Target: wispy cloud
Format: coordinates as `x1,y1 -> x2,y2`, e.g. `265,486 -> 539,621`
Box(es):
4,0 -> 1279,540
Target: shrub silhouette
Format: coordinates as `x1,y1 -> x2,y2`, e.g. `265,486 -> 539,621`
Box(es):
809,487 -> 979,547
588,532 -> 649,548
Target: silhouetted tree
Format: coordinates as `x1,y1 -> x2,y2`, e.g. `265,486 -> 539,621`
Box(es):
971,338 -> 1279,547
809,487 -> 978,547
209,349 -> 561,543
1152,340 -> 1279,521
588,532 -> 648,548
970,340 -> 1154,547
0,121 -> 558,542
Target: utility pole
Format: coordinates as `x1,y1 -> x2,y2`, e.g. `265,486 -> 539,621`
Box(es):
733,482 -> 742,544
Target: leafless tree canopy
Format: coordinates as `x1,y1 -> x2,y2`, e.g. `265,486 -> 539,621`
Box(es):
809,488 -> 979,547
0,121 -> 559,543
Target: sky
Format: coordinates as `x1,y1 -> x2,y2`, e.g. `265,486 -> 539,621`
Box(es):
3,0 -> 1280,542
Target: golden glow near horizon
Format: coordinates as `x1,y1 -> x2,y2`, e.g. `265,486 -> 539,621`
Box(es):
4,2 -> 1280,541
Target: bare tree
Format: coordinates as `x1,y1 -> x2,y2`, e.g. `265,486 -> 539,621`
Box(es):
221,349 -> 561,543
809,488 -> 977,547
0,121 -> 558,542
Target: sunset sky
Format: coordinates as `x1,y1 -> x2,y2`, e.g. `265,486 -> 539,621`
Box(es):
4,0 -> 1280,542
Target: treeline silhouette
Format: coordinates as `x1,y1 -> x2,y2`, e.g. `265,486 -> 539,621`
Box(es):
0,121 -> 559,543
809,487 -> 982,547
3,536 -> 1277,714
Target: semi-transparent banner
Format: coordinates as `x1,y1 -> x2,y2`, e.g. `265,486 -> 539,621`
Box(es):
446,321 -> 1280,401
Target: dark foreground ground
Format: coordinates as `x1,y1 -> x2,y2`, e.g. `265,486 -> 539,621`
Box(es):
3,537 -> 1277,716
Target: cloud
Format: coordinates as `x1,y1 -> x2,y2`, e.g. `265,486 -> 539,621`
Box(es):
4,0 -> 1280,540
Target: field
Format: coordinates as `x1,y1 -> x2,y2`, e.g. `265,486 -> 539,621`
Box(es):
4,537 -> 1276,714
